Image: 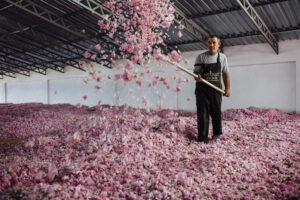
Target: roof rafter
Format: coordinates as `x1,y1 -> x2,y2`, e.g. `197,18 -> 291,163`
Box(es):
235,0 -> 278,54
0,52 -> 47,75
173,5 -> 209,46
68,0 -> 110,19
3,0 -> 90,40
3,0 -> 113,66
187,0 -> 289,19
1,43 -> 65,73
0,64 -> 30,77
167,26 -> 300,47
0,70 -> 16,78
3,0 -> 120,69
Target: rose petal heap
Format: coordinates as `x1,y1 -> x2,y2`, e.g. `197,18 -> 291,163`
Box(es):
0,103 -> 299,199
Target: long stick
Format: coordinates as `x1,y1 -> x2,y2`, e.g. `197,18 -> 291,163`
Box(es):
166,59 -> 225,94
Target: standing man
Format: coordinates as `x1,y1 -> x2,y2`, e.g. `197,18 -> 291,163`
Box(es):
194,35 -> 230,143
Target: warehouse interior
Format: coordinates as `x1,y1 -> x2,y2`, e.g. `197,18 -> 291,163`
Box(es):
0,0 -> 299,199
0,0 -> 299,113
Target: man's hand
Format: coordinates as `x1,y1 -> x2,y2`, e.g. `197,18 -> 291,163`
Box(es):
194,74 -> 202,82
224,88 -> 230,97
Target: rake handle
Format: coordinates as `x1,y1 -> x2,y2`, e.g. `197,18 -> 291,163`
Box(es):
166,59 -> 225,94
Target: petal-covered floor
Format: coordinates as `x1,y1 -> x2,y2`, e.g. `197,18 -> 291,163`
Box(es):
0,103 -> 299,199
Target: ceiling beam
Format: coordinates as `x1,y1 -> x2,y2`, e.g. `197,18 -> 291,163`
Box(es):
221,26 -> 300,40
68,0 -> 110,19
173,5 -> 209,46
1,39 -> 66,74
167,26 -> 300,47
0,62 -> 30,76
0,8 -> 87,41
235,0 -> 278,54
0,58 -> 34,74
3,0 -> 119,68
0,32 -> 66,72
0,52 -> 47,75
3,0 -> 90,40
0,68 -> 16,78
0,15 -> 94,71
187,0 -> 289,19
0,71 -> 16,78
0,66 -> 16,78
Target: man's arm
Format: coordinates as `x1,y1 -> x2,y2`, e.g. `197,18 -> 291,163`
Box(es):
222,72 -> 230,97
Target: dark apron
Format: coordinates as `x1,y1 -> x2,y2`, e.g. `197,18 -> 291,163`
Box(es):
195,53 -> 222,141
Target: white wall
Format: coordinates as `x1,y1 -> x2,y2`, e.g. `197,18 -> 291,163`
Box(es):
0,82 -> 6,103
223,62 -> 296,112
0,39 -> 299,113
6,80 -> 48,104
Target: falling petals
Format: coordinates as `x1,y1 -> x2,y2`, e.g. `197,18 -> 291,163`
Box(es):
115,74 -> 122,80
177,30 -> 182,38
171,50 -> 182,63
174,87 -> 181,92
142,96 -> 150,106
84,51 -> 91,58
95,44 -> 101,50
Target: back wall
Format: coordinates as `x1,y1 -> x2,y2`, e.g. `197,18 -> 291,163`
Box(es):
1,39 -> 299,113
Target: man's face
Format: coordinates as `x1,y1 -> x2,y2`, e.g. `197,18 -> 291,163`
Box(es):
208,37 -> 221,54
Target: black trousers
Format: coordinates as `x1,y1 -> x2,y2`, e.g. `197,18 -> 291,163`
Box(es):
195,85 -> 222,140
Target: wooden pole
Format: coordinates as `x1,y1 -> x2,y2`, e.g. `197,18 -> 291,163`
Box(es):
165,59 -> 225,94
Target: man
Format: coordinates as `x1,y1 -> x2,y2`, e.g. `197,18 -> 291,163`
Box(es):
194,35 -> 230,143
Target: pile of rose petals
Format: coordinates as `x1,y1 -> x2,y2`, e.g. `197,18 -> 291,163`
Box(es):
0,103 -> 299,199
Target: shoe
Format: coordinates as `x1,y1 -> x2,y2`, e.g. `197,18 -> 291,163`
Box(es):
212,134 -> 222,140
197,138 -> 208,144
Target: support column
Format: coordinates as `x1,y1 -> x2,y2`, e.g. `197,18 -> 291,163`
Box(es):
114,79 -> 119,106
47,79 -> 50,104
4,82 -> 7,103
296,59 -> 300,114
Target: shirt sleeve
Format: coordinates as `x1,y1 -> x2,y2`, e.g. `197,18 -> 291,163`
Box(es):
222,55 -> 229,73
194,54 -> 202,74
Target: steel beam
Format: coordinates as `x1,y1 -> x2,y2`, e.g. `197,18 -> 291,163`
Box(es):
0,7 -> 92,41
4,0 -> 116,68
0,20 -> 84,71
0,67 -> 16,78
3,0 -> 90,40
0,53 -> 47,75
0,63 -> 30,76
236,0 -> 278,54
167,39 -> 200,47
0,59 -> 32,74
167,26 -> 300,47
1,42 -> 65,73
187,0 -> 288,19
0,23 -> 41,41
173,6 -> 209,46
220,26 -> 300,40
68,0 -> 110,19
0,69 -> 16,78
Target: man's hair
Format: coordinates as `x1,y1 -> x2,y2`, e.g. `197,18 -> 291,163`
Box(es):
208,35 -> 221,42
